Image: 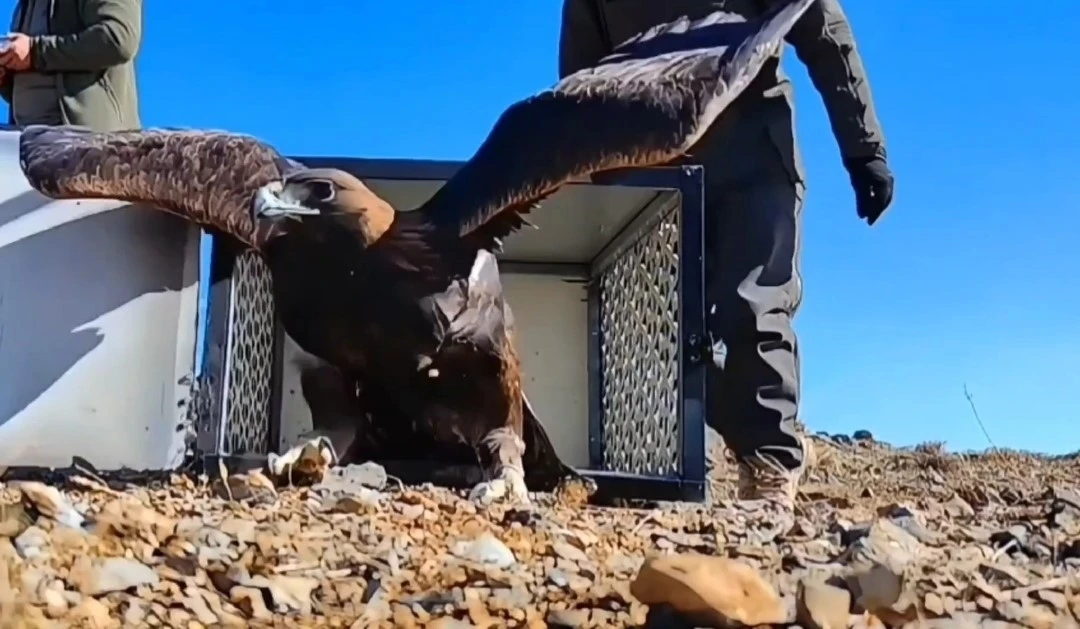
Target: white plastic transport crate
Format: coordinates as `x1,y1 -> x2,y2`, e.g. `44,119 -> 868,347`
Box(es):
0,126 -> 200,470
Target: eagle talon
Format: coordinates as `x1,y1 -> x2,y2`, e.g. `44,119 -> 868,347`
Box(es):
267,436 -> 339,486
468,478 -> 507,505
469,468 -> 530,506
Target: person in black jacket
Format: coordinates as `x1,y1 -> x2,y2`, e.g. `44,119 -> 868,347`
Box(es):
559,0 -> 895,510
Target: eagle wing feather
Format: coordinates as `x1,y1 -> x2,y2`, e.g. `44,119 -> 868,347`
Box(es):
418,0 -> 815,250
19,126 -> 302,248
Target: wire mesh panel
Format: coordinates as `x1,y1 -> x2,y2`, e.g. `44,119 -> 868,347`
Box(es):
218,249 -> 277,455
598,206 -> 682,476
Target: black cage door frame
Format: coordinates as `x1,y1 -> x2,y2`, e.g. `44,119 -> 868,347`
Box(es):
584,165 -> 707,503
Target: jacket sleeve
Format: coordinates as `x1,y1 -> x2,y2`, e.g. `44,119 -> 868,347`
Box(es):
30,0 -> 142,72
558,0 -> 610,79
784,0 -> 887,162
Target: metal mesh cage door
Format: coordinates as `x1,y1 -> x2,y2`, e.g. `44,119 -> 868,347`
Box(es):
216,249 -> 277,456
598,207 -> 681,476
587,165 -> 707,500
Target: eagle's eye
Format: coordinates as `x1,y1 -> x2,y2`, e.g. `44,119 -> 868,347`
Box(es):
308,180 -> 336,203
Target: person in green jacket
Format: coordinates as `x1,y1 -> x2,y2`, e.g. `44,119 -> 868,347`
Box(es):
0,0 -> 142,131
560,0 -> 895,511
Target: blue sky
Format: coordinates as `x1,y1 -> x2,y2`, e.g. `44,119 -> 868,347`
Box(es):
18,2 -> 1080,453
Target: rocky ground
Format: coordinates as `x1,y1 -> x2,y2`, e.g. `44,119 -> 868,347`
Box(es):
2,434 -> 1080,628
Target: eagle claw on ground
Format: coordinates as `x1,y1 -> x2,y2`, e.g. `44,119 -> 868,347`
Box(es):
469,471 -> 531,507
267,436 -> 339,486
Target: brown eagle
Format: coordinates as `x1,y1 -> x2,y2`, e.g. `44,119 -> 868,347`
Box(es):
18,0 -> 815,504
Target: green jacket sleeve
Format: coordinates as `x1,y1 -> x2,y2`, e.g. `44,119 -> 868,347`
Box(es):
30,0 -> 142,73
558,0 -> 610,79
784,0 -> 887,161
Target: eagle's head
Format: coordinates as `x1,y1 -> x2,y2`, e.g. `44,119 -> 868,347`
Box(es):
253,167 -> 395,246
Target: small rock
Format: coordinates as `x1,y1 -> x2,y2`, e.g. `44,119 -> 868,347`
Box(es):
796,580 -> 852,629
14,525 -> 51,558
547,608 -> 590,628
605,552 -> 641,575
846,561 -> 916,623
10,481 -> 86,528
400,503 -> 425,520
253,574 -> 319,614
190,525 -> 233,549
217,517 -> 257,543
1034,588 -> 1068,611
1050,486 -> 1080,512
65,597 -> 115,628
183,590 -> 220,625
922,591 -> 945,616
123,599 -> 148,625
19,566 -> 49,597
547,568 -> 590,593
943,495 -> 976,518
199,544 -> 236,565
212,470 -> 277,502
487,584 -> 532,610
323,489 -> 382,514
232,585 -> 273,620
451,532 -> 516,569
630,553 -> 788,627
42,587 -> 69,618
175,517 -> 205,537
551,540 -> 589,564
841,518 -> 923,571
547,569 -> 570,588
998,599 -> 1058,628
875,504 -> 943,545
315,461 -> 388,493
0,498 -> 33,538
91,498 -> 176,542
69,556 -> 160,595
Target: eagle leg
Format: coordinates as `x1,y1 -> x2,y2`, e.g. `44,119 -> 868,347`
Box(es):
468,341 -> 531,506
268,361 -> 365,485
468,426 -> 530,505
268,433 -> 340,486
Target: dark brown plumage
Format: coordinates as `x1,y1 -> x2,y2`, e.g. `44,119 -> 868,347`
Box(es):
19,129 -> 302,249
18,0 -> 814,503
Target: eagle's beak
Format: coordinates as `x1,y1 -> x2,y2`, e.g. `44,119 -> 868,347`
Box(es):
253,182 -> 320,221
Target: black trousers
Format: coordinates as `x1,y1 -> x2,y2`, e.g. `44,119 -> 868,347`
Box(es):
704,168 -> 806,471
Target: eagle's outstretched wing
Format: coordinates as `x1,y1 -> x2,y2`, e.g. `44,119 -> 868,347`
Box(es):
416,0 -> 815,250
18,126 -> 303,248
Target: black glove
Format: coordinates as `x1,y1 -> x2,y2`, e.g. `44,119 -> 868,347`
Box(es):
844,157 -> 894,226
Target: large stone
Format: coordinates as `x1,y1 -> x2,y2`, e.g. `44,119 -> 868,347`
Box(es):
630,553 -> 787,627
841,518 -> 924,571
68,557 -> 159,596
796,579 -> 852,629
